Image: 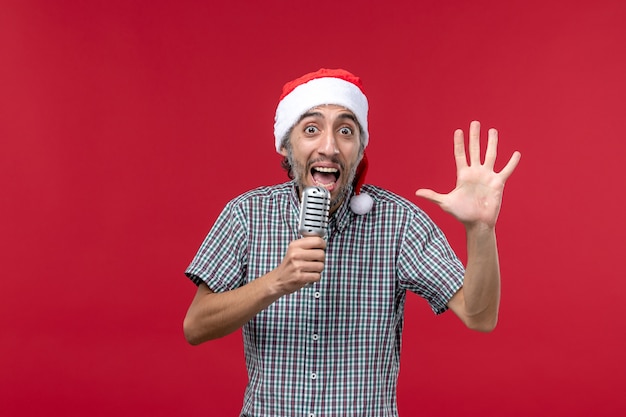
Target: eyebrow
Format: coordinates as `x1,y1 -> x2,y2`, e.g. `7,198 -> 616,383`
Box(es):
338,113 -> 358,124
297,111 -> 323,123
297,111 -> 358,124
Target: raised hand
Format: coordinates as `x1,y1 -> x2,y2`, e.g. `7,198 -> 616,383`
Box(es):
415,121 -> 521,229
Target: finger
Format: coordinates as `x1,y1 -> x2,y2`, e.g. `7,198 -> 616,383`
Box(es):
415,188 -> 445,205
295,236 -> 327,250
498,151 -> 522,181
453,129 -> 468,170
484,128 -> 498,170
303,260 -> 326,273
468,121 -> 481,165
298,247 -> 326,262
303,272 -> 323,284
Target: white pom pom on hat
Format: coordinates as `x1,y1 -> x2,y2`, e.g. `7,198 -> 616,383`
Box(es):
274,68 -> 373,215
349,153 -> 374,215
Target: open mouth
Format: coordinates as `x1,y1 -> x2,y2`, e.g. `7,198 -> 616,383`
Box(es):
311,166 -> 340,190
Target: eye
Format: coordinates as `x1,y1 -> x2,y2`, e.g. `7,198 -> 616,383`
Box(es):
339,126 -> 353,135
304,125 -> 319,135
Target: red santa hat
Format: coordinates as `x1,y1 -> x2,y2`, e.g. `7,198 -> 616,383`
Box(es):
274,68 -> 373,214
274,68 -> 369,152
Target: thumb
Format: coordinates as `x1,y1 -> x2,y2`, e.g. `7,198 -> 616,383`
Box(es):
415,188 -> 444,205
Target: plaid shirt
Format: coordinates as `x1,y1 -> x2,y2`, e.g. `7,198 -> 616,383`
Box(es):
186,181 -> 464,417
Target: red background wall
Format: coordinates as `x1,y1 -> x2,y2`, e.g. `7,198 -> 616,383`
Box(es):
1,0 -> 625,416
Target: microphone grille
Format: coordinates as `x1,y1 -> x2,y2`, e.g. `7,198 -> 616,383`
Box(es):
298,186 -> 331,237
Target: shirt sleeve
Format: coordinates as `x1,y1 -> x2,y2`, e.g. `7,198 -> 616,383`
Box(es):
397,209 -> 465,315
185,200 -> 248,293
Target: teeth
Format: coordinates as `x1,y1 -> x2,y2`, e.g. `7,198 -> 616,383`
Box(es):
313,167 -> 338,173
314,180 -> 335,189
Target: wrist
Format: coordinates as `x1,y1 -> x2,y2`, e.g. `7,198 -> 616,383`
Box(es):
464,221 -> 495,235
257,270 -> 286,302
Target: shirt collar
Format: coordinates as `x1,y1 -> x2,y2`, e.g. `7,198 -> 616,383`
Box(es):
329,183 -> 355,234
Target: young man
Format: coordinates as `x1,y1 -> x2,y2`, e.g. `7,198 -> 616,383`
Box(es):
183,68 -> 521,416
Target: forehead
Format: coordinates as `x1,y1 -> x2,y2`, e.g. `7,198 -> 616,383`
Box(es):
299,104 -> 357,122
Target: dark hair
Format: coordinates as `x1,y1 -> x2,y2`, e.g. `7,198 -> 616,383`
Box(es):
280,130 -> 295,179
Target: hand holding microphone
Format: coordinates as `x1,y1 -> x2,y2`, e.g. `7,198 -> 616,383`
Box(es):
272,186 -> 330,295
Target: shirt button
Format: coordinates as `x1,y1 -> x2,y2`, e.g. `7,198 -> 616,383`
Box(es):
312,334 -> 319,341
314,291 -> 321,298
308,414 -> 316,417
311,372 -> 317,380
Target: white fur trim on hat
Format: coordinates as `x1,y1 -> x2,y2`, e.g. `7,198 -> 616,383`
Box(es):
274,77 -> 369,153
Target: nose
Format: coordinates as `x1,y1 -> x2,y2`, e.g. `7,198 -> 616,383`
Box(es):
318,130 -> 339,155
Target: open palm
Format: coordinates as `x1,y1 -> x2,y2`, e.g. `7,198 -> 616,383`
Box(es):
416,121 -> 521,228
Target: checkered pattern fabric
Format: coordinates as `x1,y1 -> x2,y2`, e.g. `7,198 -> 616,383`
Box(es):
186,182 -> 464,417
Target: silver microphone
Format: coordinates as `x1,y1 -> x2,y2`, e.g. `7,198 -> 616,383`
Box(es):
298,186 -> 331,238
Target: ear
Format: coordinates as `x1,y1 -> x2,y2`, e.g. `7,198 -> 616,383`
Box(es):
279,146 -> 288,157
